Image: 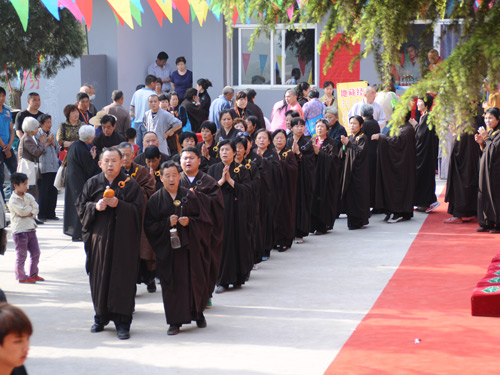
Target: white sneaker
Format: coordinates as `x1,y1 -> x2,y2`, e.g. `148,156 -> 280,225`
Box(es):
425,201 -> 440,213
387,216 -> 403,223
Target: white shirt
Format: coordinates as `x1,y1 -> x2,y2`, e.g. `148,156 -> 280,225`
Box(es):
8,192 -> 38,234
348,100 -> 387,127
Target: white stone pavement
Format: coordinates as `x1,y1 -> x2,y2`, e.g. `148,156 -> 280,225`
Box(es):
0,181 -> 445,375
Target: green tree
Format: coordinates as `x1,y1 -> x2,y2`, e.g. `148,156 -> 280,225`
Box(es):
0,1 -> 86,108
210,0 -> 500,139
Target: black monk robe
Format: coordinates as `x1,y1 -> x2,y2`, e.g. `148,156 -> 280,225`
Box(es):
414,113 -> 439,207
145,187 -> 212,325
76,171 -> 143,320
445,125 -> 481,218
340,132 -> 370,229
286,135 -> 315,238
274,148 -> 298,248
374,123 -> 416,216
478,128 -> 500,228
179,171 -> 224,296
311,137 -> 340,233
362,116 -> 380,207
207,161 -> 253,287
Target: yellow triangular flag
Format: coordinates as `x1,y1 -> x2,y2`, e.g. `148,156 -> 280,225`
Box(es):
107,0 -> 134,29
156,0 -> 173,23
189,0 -> 208,26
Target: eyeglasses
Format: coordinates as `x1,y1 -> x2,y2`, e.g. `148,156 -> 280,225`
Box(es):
237,131 -> 250,137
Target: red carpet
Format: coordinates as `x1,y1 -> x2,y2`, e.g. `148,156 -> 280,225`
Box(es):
324,193 -> 500,375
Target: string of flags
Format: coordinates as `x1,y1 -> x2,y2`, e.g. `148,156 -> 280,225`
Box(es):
9,0 -> 307,31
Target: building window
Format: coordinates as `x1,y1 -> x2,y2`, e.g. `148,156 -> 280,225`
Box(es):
232,25 -> 317,87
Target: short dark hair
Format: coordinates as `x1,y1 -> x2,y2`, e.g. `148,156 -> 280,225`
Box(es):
27,92 -> 40,101
63,104 -> 79,121
419,93 -> 434,110
161,160 -> 182,173
156,77 -> 163,84
157,51 -> 169,60
0,87 -> 6,96
180,146 -> 200,158
167,91 -> 179,101
349,115 -> 364,126
219,109 -> 234,123
323,81 -> 334,89
111,90 -> 123,101
11,172 -> 28,187
197,79 -> 213,91
291,118 -> 306,127
233,136 -> 248,150
38,113 -> 51,125
175,56 -> 186,65
254,129 -> 271,142
308,89 -> 320,99
145,75 -> 157,86
76,92 -> 89,102
184,88 -> 198,102
158,94 -> 168,102
246,116 -> 258,128
144,145 -> 161,160
179,131 -> 197,145
0,303 -> 33,345
285,110 -> 300,118
485,107 -> 500,120
235,91 -> 247,100
101,115 -> 116,126
219,139 -> 235,152
233,118 -> 247,131
245,88 -> 257,100
125,127 -> 137,140
200,121 -> 217,134
272,129 -> 287,140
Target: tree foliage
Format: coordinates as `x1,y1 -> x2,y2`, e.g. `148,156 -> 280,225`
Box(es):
209,0 -> 500,139
0,1 -> 86,89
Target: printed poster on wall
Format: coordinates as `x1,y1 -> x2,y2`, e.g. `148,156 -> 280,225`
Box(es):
337,81 -> 368,128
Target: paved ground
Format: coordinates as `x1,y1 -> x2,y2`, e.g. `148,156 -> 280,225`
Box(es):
0,181 -> 445,375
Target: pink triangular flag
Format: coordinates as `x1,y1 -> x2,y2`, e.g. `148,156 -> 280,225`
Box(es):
242,53 -> 251,74
287,5 -> 294,21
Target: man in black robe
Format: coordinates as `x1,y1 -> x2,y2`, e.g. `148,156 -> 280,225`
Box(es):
144,161 -> 212,335
134,131 -> 170,167
144,145 -> 164,191
179,147 -> 224,307
76,148 -> 143,340
360,104 -> 381,210
92,115 -> 126,159
372,112 -> 416,223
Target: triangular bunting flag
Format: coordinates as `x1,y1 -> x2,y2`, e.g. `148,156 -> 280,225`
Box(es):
58,0 -> 83,21
130,2 -> 142,26
298,56 -> 306,75
107,0 -> 134,28
259,54 -> 268,75
157,0 -> 173,23
40,0 -> 60,20
147,0 -> 164,25
287,5 -> 294,21
76,0 -> 92,28
211,3 -> 221,21
10,0 -> 30,31
242,53 -> 251,74
130,0 -> 144,12
190,0 -> 209,26
276,55 -> 282,71
232,6 -> 238,25
173,0 -> 190,23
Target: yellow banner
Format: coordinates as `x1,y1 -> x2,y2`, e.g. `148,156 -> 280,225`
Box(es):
337,81 -> 368,128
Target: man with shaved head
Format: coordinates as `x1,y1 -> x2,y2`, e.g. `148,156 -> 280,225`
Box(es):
348,86 -> 386,129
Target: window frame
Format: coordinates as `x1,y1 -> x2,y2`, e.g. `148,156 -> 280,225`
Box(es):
232,23 -> 319,89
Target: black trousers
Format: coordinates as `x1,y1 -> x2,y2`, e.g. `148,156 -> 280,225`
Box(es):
38,172 -> 58,219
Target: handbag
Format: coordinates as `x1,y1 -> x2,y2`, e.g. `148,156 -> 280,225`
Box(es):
179,106 -> 192,132
54,164 -> 67,190
17,158 -> 37,186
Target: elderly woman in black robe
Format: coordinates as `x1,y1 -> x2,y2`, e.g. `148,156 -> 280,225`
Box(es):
475,107 -> 500,233
64,125 -> 100,241
340,116 -> 370,230
286,117 -> 315,243
272,130 -> 298,251
311,119 -> 340,234
208,139 -> 253,293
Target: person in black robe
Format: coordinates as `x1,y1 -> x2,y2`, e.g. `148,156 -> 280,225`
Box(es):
411,94 -> 439,212
197,121 -> 220,167
63,125 -> 100,241
234,136 -> 263,265
179,88 -> 206,133
475,107 -> 500,232
325,107 -> 347,147
340,116 -> 370,229
272,130 -> 298,250
310,119 -> 340,234
179,147 -> 224,308
360,104 -> 381,210
134,131 -> 170,166
245,89 -> 266,130
215,110 -> 238,142
444,112 -> 482,223
144,145 -> 164,191
286,117 -> 315,243
255,129 -> 282,258
172,132 -> 209,172
92,115 -> 126,159
76,148 -> 143,340
197,78 -> 212,120
144,161 -> 212,335
207,140 -> 253,293
372,112 -> 416,223
118,142 -> 157,293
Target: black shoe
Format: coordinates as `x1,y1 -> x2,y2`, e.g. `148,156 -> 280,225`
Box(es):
90,323 -> 105,333
147,280 -> 157,293
48,216 -> 60,221
196,314 -> 207,328
117,327 -> 130,340
167,324 -> 180,335
35,218 -> 45,225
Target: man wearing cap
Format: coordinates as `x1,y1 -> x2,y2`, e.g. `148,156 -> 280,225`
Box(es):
147,52 -> 172,93
103,90 -> 131,138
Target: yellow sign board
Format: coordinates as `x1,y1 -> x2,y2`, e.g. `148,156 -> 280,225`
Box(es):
337,81 -> 368,127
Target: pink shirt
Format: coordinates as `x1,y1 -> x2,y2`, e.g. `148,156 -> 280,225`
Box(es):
269,101 -> 304,132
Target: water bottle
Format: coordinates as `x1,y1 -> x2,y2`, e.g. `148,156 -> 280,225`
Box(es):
170,228 -> 181,249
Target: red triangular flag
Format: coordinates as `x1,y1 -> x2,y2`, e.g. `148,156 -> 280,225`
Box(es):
173,0 -> 190,23
146,0 -> 165,26
76,0 -> 92,29
232,6 -> 239,25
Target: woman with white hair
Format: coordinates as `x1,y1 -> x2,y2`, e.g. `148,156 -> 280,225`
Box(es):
63,125 -> 100,241
17,117 -> 47,207
324,106 -> 347,147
